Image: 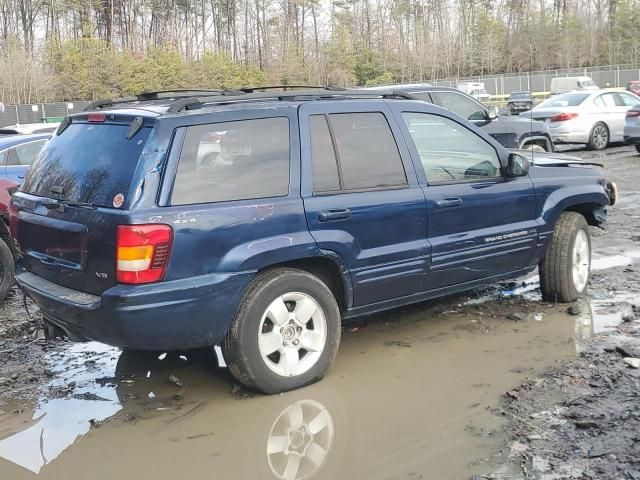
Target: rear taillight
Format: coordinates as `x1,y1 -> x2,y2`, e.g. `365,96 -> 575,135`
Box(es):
116,224 -> 173,284
626,110 -> 640,118
550,112 -> 579,122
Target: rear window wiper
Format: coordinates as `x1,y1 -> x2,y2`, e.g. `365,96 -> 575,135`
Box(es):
42,198 -> 97,211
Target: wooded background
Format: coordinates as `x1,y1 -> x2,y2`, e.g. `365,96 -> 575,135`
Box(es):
1,0 -> 639,103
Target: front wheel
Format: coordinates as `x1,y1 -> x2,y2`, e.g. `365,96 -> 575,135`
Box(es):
539,212 -> 591,302
223,268 -> 341,394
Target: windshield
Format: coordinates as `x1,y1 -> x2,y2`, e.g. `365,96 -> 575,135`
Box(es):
21,123 -> 151,207
510,92 -> 530,100
537,93 -> 590,108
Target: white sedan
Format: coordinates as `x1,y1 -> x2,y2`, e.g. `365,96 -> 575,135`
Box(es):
520,90 -> 640,150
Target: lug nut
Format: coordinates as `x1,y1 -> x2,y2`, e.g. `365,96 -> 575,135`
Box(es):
280,327 -> 284,333
293,339 -> 299,346
283,341 -> 288,346
296,326 -> 302,332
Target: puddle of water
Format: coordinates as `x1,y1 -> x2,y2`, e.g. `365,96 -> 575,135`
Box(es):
0,302 -> 585,480
592,250 -> 640,271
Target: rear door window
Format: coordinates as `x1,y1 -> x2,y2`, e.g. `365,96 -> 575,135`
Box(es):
309,115 -> 340,193
171,117 -> 290,205
22,123 -> 151,207
327,112 -> 406,190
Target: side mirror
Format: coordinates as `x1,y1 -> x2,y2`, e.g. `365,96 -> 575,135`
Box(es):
507,152 -> 530,177
487,105 -> 499,120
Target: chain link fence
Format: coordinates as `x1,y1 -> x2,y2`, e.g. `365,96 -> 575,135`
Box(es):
429,64 -> 640,96
0,102 -> 91,128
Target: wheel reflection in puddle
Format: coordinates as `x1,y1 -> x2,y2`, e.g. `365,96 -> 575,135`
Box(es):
267,399 -> 334,480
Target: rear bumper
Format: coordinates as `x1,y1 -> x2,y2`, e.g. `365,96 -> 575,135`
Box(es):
17,270 -> 253,350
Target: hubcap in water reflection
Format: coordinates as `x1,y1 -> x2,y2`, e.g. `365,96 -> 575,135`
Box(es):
267,399 -> 334,480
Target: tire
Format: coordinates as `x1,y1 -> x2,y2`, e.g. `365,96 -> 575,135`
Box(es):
587,122 -> 609,150
523,143 -> 547,153
223,268 -> 341,394
539,212 -> 591,303
0,236 -> 15,302
635,144 -> 640,154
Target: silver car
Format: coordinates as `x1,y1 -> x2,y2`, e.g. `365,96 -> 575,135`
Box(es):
520,90 -> 640,150
623,104 -> 640,153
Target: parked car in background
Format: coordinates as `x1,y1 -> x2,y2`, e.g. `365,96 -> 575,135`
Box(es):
0,134 -> 50,183
520,90 -> 640,150
0,123 -> 60,136
0,133 -> 49,301
457,82 -> 491,102
624,104 -> 640,153
550,76 -> 599,95
627,81 -> 640,96
11,88 -> 615,394
508,91 -> 534,114
0,177 -> 19,301
369,84 -> 553,151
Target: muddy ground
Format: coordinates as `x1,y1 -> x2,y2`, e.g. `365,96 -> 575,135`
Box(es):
0,145 -> 638,480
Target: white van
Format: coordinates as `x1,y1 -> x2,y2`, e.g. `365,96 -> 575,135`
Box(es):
457,82 -> 491,102
550,76 -> 599,95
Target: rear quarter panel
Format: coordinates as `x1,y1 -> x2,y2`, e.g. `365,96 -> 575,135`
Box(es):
128,107 -> 323,281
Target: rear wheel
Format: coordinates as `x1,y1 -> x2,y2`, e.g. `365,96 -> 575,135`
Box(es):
635,144 -> 640,154
539,212 -> 591,303
223,268 -> 341,394
0,237 -> 14,302
588,123 -> 609,150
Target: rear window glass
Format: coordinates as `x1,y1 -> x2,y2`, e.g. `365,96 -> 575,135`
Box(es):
22,123 -> 150,207
171,117 -> 290,205
537,94 -> 590,108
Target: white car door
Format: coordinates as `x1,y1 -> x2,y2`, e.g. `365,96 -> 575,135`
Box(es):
599,93 -> 625,141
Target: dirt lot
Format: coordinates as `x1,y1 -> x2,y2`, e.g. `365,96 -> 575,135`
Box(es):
0,144 -> 638,480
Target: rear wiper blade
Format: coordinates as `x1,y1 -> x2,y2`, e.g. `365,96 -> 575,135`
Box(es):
42,199 -> 97,210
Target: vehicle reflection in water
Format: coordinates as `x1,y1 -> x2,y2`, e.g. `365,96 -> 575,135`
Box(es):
267,400 -> 334,480
0,294 -> 608,480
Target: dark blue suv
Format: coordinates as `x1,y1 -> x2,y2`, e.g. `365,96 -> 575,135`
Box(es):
12,88 -> 616,393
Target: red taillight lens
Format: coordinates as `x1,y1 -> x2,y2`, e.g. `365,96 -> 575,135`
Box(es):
626,110 -> 640,118
116,224 -> 173,284
87,112 -> 106,122
550,112 -> 579,122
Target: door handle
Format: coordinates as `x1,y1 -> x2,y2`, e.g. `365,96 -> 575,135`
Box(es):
318,209 -> 351,222
434,197 -> 463,208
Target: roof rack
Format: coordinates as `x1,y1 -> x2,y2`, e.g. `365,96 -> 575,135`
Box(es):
239,85 -> 346,93
85,89 -> 246,111
137,89 -> 245,100
84,97 -> 138,111
165,88 -> 420,113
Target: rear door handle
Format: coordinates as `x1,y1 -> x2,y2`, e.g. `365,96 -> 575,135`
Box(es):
318,209 -> 351,222
434,197 -> 463,208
